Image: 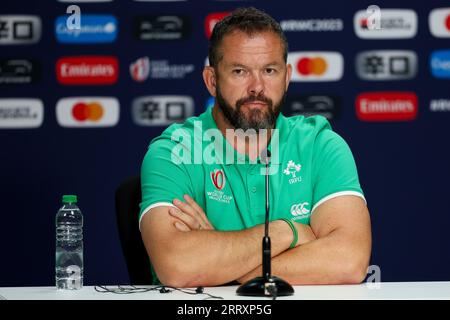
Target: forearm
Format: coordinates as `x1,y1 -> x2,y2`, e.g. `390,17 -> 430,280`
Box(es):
158,220 -> 293,287
239,229 -> 370,285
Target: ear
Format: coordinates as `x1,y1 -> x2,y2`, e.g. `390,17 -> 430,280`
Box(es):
285,63 -> 292,91
203,66 -> 217,97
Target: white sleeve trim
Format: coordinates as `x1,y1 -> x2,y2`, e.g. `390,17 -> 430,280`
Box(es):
139,202 -> 176,231
311,191 -> 367,213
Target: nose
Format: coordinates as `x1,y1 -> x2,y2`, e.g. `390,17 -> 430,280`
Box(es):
247,72 -> 264,97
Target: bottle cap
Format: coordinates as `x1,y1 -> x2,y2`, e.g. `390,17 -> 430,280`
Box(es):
62,195 -> 77,204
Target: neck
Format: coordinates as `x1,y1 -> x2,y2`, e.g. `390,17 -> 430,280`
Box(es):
212,105 -> 274,161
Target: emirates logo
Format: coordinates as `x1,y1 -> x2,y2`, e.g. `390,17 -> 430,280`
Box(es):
210,169 -> 226,190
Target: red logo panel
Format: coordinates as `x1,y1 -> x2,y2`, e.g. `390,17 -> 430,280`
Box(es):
356,92 -> 418,121
56,56 -> 118,85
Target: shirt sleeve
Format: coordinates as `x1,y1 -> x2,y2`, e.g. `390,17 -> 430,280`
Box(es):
139,138 -> 194,226
311,119 -> 365,213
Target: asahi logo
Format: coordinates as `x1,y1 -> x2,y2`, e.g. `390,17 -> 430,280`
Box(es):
0,15 -> 42,44
356,50 -> 418,81
132,95 -> 194,126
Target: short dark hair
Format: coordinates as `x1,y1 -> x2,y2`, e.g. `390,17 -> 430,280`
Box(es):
208,7 -> 288,68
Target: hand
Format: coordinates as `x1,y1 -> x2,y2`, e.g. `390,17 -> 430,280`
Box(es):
169,194 -> 215,232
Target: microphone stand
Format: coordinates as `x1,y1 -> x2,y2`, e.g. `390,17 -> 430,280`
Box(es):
236,150 -> 294,297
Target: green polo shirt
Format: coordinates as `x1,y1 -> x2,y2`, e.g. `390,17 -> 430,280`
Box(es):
139,107 -> 365,283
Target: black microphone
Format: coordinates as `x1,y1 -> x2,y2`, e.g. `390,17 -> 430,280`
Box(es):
262,149 -> 271,281
236,149 -> 294,297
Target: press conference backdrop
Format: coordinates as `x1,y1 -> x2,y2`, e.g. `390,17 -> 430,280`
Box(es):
1,0 -> 450,287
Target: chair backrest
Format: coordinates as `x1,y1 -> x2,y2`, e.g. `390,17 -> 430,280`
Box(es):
115,175 -> 153,284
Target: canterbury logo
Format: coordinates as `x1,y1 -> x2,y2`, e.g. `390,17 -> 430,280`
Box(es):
290,202 -> 310,216
211,169 -> 225,190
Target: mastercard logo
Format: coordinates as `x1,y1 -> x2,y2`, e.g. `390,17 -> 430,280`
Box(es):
288,51 -> 343,82
56,97 -> 119,128
296,57 -> 328,76
429,9 -> 450,38
72,102 -> 104,122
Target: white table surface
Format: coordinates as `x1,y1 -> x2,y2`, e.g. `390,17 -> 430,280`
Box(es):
1,282 -> 450,300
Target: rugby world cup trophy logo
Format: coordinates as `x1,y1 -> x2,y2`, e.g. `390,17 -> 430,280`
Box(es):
211,169 -> 226,191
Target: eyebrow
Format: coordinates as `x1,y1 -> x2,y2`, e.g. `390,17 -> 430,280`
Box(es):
228,62 -> 283,68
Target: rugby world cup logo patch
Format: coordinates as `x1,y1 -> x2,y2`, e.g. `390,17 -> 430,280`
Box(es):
211,169 -> 226,190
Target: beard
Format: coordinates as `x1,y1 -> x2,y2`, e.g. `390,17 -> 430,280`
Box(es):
215,84 -> 285,131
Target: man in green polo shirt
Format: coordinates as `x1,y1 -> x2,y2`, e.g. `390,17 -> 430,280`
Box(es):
139,7 -> 371,287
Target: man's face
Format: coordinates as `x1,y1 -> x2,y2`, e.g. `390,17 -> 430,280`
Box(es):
214,30 -> 291,131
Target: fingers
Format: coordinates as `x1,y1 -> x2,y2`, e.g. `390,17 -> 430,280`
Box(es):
173,197 -> 211,229
174,221 -> 190,232
182,195 -> 214,229
183,194 -> 206,217
169,207 -> 200,231
173,198 -> 199,221
171,196 -> 215,231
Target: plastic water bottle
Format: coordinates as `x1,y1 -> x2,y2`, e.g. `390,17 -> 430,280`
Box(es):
55,195 -> 83,290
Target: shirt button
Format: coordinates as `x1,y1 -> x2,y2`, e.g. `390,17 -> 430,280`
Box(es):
251,187 -> 257,193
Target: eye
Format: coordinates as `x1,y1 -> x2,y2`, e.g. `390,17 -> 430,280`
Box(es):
232,68 -> 245,76
265,68 -> 277,75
